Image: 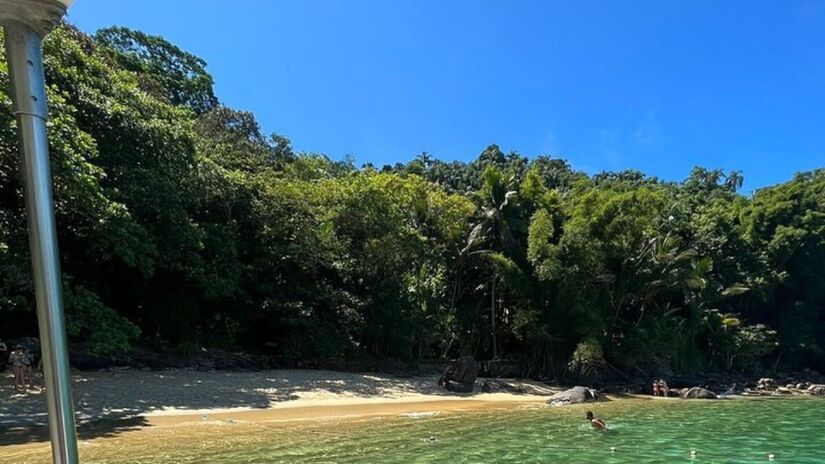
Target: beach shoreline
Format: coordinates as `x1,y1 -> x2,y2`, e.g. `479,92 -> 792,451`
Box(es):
0,367 -> 576,463
1,367 -> 819,455
0,393 -> 551,460
0,368 -> 562,450
3,366 -> 823,464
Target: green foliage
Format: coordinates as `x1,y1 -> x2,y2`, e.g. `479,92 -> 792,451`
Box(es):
568,337 -> 607,380
65,285 -> 140,355
0,25 -> 820,378
95,27 -> 217,114
729,323 -> 778,370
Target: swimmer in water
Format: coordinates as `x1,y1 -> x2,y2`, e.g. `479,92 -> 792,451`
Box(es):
586,411 -> 606,430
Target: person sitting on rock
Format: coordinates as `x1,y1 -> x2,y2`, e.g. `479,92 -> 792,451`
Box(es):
586,411 -> 606,430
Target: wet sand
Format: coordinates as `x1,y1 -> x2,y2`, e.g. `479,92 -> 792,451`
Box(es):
146,396 -> 547,426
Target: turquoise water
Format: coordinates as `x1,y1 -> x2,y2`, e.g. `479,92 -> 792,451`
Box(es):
225,398 -> 825,464
11,398 -> 825,463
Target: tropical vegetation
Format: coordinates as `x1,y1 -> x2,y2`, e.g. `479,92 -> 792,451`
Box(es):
1,25 -> 823,380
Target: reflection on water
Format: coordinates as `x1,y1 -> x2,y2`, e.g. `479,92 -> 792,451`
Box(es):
5,398 -> 825,463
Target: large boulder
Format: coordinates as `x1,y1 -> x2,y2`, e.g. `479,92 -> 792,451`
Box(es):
482,379 -> 532,394
547,386 -> 599,406
682,387 -> 717,399
481,379 -> 558,395
807,384 -> 825,396
438,356 -> 479,393
757,378 -> 778,391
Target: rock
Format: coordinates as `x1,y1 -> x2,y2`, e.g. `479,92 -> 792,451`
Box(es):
547,386 -> 599,406
785,383 -> 795,389
598,383 -> 645,395
681,387 -> 717,399
196,358 -> 216,371
796,382 -> 809,390
807,384 -> 825,396
722,383 -> 744,395
438,356 -> 479,393
70,349 -> 121,370
776,387 -> 793,395
757,378 -> 777,390
481,379 -> 530,394
480,379 -> 557,395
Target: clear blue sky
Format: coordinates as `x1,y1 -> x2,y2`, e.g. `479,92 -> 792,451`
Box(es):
67,0 -> 825,191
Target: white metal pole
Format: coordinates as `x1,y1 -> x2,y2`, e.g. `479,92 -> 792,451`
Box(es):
4,20 -> 79,464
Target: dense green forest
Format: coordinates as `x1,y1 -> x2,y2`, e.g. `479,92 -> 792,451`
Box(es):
1,25 -> 823,379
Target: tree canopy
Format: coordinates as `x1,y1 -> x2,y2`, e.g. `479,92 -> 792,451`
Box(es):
1,25 -> 822,379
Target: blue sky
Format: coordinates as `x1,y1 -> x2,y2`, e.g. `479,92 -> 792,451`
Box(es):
67,0 -> 825,191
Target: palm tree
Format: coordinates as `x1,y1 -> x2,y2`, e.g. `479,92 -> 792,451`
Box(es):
724,170 -> 744,192
462,167 -> 519,359
416,152 -> 433,170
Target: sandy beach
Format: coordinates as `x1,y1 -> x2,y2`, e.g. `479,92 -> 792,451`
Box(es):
0,368 -> 564,463
0,368 -> 559,451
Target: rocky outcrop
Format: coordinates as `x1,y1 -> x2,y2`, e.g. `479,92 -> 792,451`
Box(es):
480,379 -> 558,395
757,378 -> 778,391
681,387 -> 717,399
547,386 -> 599,406
438,356 -> 479,393
807,384 -> 825,396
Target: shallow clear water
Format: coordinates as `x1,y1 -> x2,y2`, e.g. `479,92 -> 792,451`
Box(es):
10,398 -> 825,463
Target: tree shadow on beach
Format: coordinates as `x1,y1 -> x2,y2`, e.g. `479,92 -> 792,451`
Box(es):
0,416 -> 149,446
0,368 -> 490,446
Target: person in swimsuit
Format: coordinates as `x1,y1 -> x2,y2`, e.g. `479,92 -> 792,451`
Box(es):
9,345 -> 33,389
652,379 -> 660,396
659,379 -> 669,397
586,411 -> 606,430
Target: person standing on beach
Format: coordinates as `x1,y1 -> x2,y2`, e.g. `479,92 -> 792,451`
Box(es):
9,345 -> 33,389
652,379 -> 660,397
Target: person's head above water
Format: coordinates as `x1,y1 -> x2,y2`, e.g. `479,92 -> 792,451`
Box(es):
586,411 -> 606,430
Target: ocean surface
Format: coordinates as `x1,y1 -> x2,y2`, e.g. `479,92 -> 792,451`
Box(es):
7,397 -> 825,463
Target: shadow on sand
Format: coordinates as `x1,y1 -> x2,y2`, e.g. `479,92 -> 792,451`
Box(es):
0,369 -> 489,446
0,416 -> 149,446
